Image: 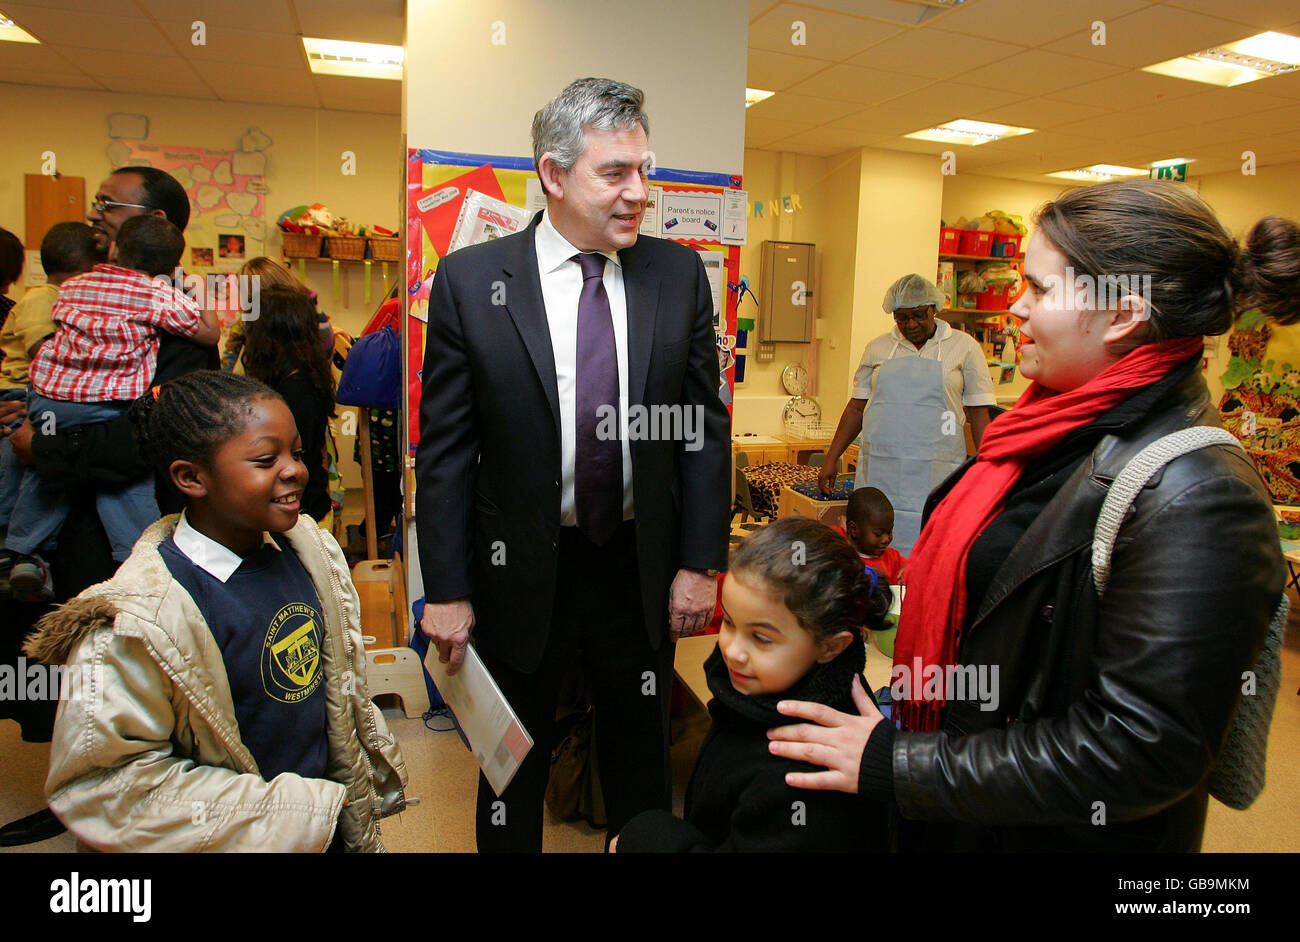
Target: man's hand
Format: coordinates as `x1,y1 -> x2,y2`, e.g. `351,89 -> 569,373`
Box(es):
766,675 -> 884,794
9,420 -> 34,465
0,399 -> 25,434
420,598 -> 475,675
668,568 -> 716,641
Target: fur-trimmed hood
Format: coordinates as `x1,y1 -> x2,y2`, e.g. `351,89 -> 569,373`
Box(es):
25,595 -> 120,666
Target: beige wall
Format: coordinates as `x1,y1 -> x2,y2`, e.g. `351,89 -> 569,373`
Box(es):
405,0 -> 747,174
1,82 -> 402,486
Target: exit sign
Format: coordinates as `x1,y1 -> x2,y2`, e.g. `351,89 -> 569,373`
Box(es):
1151,163 -> 1188,182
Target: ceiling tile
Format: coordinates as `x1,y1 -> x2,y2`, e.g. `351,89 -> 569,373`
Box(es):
294,0 -> 405,45
1041,5 -> 1258,67
1047,69 -> 1205,107
1,6 -> 176,54
848,25 -> 1026,78
745,91 -> 866,123
0,71 -> 102,90
829,102 -> 958,135
155,24 -> 303,67
765,125 -> 876,157
59,49 -> 205,82
750,0 -> 783,20
953,49 -> 1128,95
748,2 -> 903,59
1160,0 -> 1300,30
875,80 -> 1027,119
972,95 -> 1113,130
784,62 -> 934,104
747,48 -> 834,91
98,76 -> 215,98
190,60 -> 317,98
745,115 -> 819,147
3,0 -> 143,17
311,74 -> 401,114
928,0 -> 1153,47
134,0 -> 298,31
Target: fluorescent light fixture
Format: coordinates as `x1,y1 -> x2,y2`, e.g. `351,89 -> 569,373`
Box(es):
0,11 -> 39,43
1047,164 -> 1149,181
1142,31 -> 1300,87
1148,157 -> 1193,168
302,37 -> 403,80
904,118 -> 1034,147
745,88 -> 775,108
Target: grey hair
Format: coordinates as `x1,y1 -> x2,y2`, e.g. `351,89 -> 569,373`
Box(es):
531,77 -> 649,195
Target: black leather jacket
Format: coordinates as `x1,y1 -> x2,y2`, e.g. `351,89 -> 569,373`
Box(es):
890,365 -> 1283,852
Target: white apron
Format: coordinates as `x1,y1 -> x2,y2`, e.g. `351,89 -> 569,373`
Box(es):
857,342 -> 967,554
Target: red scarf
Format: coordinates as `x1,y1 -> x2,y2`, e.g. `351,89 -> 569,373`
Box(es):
892,337 -> 1203,731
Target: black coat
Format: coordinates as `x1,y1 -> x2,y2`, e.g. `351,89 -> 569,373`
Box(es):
881,361 -> 1284,852
617,635 -> 891,852
415,213 -> 731,672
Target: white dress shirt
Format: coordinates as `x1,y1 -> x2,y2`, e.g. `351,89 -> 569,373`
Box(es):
171,510 -> 281,583
535,211 -> 634,526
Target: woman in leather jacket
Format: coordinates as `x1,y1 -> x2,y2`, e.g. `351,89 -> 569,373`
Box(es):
768,180 -> 1294,852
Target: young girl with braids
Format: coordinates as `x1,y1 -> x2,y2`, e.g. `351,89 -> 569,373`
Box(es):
24,371 -> 407,852
614,516 -> 892,853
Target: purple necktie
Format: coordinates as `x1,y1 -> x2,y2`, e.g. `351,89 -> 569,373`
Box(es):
573,252 -> 622,546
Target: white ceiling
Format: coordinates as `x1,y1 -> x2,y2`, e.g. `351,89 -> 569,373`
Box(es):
2,0 -> 1299,182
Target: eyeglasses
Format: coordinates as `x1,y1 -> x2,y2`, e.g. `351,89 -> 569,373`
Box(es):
91,198 -> 150,214
893,308 -> 933,325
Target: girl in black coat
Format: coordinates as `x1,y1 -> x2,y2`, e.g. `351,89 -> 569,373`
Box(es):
614,517 -> 892,853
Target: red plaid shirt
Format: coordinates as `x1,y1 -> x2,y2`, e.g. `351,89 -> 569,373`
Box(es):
31,264 -> 203,402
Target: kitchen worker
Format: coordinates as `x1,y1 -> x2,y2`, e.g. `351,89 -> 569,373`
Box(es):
818,274 -> 995,553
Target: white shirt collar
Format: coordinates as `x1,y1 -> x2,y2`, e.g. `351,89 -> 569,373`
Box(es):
535,209 -> 621,276
891,317 -> 952,350
172,510 -> 280,583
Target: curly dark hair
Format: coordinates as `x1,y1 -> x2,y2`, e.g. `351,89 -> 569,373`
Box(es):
728,516 -> 892,641
241,284 -> 336,418
129,371 -> 282,478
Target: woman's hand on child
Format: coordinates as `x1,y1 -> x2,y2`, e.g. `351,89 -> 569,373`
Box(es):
767,675 -> 883,794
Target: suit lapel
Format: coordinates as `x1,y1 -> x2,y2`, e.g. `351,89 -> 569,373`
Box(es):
501,217 -> 561,435
621,241 -> 661,407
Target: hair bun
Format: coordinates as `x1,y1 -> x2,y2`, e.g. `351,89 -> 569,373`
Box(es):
1237,216 -> 1300,327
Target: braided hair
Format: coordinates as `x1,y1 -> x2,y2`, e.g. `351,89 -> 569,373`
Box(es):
728,516 -> 892,641
129,371 -> 282,478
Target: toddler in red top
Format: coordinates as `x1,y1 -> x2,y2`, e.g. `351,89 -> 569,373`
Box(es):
843,487 -> 906,583
5,217 -> 219,600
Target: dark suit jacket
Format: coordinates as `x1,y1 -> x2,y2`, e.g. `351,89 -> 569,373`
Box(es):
416,213 -> 730,673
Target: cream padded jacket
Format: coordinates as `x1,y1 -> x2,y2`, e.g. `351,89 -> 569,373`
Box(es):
24,515 -> 409,852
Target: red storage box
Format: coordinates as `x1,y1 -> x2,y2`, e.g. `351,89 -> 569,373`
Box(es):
939,227 -> 962,253
991,233 -> 1022,257
958,229 -> 994,256
977,284 -> 1010,311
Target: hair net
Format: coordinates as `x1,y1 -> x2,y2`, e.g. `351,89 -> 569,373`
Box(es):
882,274 -> 945,313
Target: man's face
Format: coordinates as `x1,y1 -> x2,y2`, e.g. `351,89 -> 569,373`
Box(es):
543,125 -> 650,254
88,172 -> 149,256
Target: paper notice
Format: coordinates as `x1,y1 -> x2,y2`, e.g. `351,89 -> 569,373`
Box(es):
722,189 -> 747,245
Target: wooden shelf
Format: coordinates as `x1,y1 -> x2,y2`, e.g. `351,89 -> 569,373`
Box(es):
939,253 -> 1025,262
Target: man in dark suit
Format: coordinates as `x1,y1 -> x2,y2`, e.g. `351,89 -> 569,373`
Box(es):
417,77 -> 730,852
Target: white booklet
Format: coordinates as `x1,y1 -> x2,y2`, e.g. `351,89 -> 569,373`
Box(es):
422,643 -> 533,796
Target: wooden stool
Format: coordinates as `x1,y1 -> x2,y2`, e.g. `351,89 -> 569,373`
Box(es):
364,647 -> 430,719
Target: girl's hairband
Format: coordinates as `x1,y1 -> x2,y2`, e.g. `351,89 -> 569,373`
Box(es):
863,562 -> 878,595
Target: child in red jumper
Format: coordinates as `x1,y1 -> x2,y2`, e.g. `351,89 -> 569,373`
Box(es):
843,487 -> 906,583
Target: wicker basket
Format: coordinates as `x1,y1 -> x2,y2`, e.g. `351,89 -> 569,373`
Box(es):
281,232 -> 323,259
325,235 -> 366,260
369,236 -> 401,262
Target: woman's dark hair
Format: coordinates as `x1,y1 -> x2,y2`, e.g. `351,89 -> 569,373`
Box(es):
728,516 -> 892,641
0,227 -> 23,288
111,166 -> 191,232
242,284 -> 336,418
1034,179 -> 1300,339
129,371 -> 282,478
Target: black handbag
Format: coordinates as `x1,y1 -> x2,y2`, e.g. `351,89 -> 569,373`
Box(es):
30,413 -> 153,495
